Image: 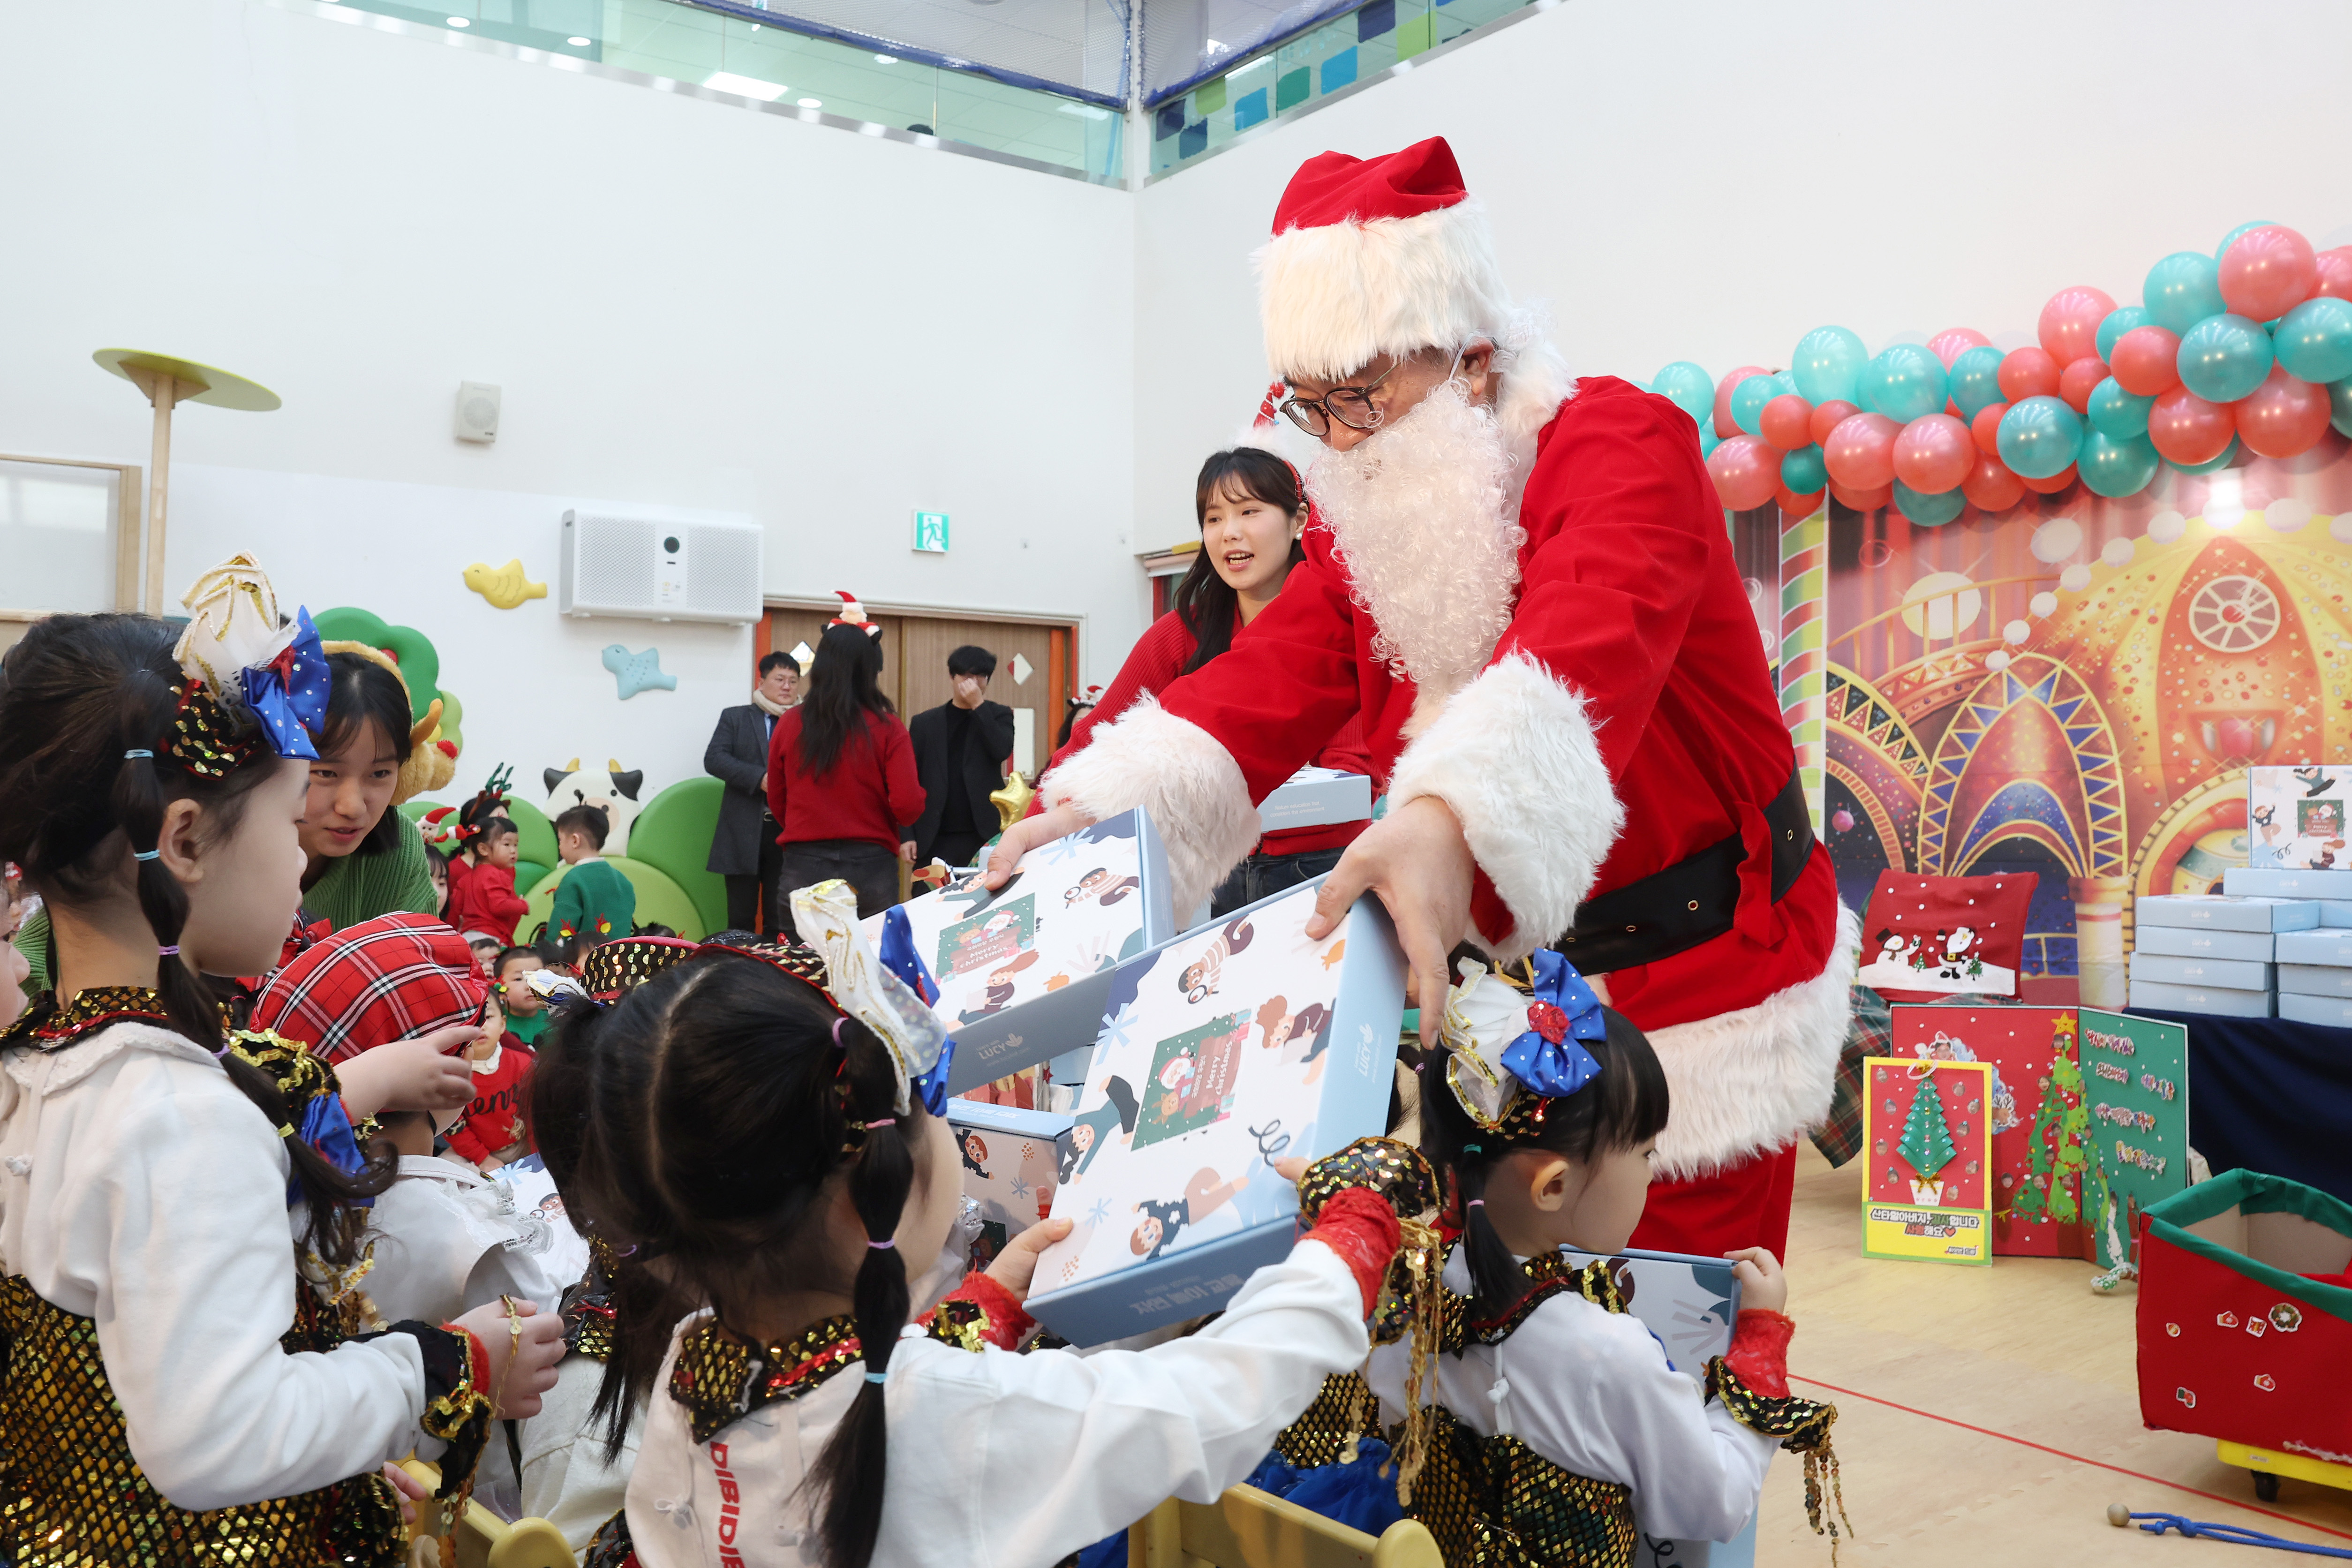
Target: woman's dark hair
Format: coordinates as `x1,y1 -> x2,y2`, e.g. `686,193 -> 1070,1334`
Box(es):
534,956 -> 921,1566
320,651 -> 416,858
799,622 -> 895,778
0,614 -> 393,1261
1173,448 -> 1308,673
1420,1005 -> 1670,1319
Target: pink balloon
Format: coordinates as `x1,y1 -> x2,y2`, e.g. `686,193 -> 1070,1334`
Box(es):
2038,286 -> 2117,367
1706,433 -> 1782,510
1713,365 -> 1768,439
2235,363 -> 2332,459
1776,485 -> 1824,516
1829,480 -> 1893,512
2148,388 -> 2236,467
1808,399 -> 1861,446
2019,464 -> 2079,497
1759,394 -> 1814,451
2111,327 -> 2183,397
2059,356 -> 2108,414
2219,225 -> 2318,321
1971,402 -> 2009,457
1998,347 -> 2062,403
2314,246 -> 2352,303
1892,414 -> 1974,494
1823,413 -> 1900,490
1926,327 -> 1992,368
1960,452 -> 2025,512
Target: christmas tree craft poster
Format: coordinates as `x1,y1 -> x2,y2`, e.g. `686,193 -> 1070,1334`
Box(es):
2077,1010 -> 2191,1277
1861,1058 -> 1994,1266
1890,1006 -> 2089,1259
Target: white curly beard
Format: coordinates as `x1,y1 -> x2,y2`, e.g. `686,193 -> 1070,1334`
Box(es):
1310,378 -> 1525,731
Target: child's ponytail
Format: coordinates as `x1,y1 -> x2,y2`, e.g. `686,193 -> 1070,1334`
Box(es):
1449,1145 -> 1530,1316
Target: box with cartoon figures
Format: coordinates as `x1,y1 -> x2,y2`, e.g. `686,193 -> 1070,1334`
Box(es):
2247,765 -> 2352,873
944,1098 -> 1074,1272
861,808 -> 1176,1094
1023,877 -> 1406,1346
1256,765 -> 1374,832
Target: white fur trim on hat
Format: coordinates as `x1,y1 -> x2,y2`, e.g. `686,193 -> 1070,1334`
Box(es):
1037,694 -> 1260,919
1384,650 -> 1621,961
1645,901 -> 1859,1180
1258,198 -> 1514,384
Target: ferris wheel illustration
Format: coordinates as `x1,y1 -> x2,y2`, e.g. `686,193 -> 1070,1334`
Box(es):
2187,575 -> 2280,653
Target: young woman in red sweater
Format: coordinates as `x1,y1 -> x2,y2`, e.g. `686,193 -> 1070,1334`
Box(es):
1040,446 -> 1372,915
766,618 -> 927,934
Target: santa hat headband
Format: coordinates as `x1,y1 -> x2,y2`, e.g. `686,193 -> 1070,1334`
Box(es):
829,589 -> 883,638
1257,136 -> 1515,385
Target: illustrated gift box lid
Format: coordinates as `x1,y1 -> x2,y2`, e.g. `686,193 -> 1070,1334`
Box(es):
945,1098 -> 1074,1266
1024,876 -> 1405,1345
1257,766 -> 1373,832
2247,766 -> 2352,875
866,807 -> 1176,1094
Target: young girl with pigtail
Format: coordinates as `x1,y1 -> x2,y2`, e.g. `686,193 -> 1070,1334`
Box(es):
548,880 -> 1430,1568
0,559 -> 564,1564
1277,953 -> 1848,1563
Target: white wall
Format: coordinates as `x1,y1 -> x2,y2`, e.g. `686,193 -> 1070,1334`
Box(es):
0,0 -> 1139,802
1130,0 -> 2352,532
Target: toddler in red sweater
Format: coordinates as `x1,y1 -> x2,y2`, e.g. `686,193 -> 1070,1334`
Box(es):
446,1014 -> 533,1171
445,816 -> 528,947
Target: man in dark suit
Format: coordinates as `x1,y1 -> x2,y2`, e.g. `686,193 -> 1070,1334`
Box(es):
908,645 -> 1017,871
704,651 -> 799,932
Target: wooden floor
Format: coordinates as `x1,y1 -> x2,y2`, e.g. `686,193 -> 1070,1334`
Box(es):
1754,1144 -> 2352,1565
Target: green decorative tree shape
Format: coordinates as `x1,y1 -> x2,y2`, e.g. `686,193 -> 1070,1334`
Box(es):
2012,1020 -> 2089,1226
1898,1075 -> 1958,1182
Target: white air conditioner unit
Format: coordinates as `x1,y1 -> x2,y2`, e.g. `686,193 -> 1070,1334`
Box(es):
558,512 -> 764,625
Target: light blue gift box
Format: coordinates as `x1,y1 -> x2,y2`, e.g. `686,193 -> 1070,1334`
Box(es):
2278,993 -> 2352,1027
2137,894 -> 2319,934
2128,952 -> 2275,992
2128,980 -> 2275,1019
2223,867 -> 2352,900
1257,767 -> 1373,832
2134,925 -> 2275,963
2274,929 -> 2352,967
2279,964 -> 2352,998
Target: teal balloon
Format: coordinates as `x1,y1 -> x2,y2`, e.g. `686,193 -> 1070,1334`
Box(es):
1780,444 -> 1827,494
2087,377 -> 2154,441
2171,435 -> 2241,475
1790,325 -> 1867,405
1948,346 -> 2006,420
2077,430 -> 2160,498
1892,480 -> 1966,527
1651,362 -> 1715,427
1997,396 -> 2084,478
1731,374 -> 1779,436
2177,313 -> 2274,403
2330,377 -> 2352,439
2146,251 -> 2226,335
2275,298 -> 2352,385
1856,344 -> 1948,424
1772,370 -> 1801,400
1698,425 -> 1721,459
2096,305 -> 2152,362
2216,220 -> 2278,264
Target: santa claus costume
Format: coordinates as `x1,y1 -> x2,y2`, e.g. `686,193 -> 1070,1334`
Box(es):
1041,137 -> 1854,1256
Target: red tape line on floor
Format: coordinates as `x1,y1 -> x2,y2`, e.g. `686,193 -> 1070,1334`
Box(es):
1789,1374 -> 2352,1542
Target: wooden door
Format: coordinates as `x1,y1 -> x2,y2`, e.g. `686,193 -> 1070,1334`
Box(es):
761,607 -> 902,705
897,618 -> 1060,779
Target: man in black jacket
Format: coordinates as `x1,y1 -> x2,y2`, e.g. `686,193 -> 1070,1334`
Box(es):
704,651 -> 799,931
908,645 -> 1016,870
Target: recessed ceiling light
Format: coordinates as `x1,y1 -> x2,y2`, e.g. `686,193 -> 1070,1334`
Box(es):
706,70 -> 788,100
446,15 -> 469,25
567,35 -> 590,45
874,53 -> 896,63
797,97 -> 822,108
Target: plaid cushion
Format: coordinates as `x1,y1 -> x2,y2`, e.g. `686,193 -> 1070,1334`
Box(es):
1809,984 -> 1891,1168
250,912 -> 488,1063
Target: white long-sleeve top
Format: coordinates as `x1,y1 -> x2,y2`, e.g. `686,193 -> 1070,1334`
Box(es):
0,1022 -> 435,1512
626,1238 -> 1370,1568
1363,1249 -> 1776,1545
364,1156 -> 569,1326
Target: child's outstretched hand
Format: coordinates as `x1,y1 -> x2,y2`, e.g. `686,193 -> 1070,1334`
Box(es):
452,1298 -> 566,1419
380,1460 -> 429,1527
336,1027 -> 479,1118
983,1217 -> 1074,1302
1723,1246 -> 1788,1315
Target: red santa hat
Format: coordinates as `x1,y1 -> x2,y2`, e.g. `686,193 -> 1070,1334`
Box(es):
829,589 -> 882,637
1257,136 -> 1515,384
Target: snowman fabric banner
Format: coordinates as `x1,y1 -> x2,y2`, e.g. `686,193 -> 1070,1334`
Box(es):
1854,871 -> 2037,1001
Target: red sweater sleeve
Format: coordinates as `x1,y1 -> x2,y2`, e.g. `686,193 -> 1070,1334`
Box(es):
878,716 -> 927,834
765,709 -> 793,831
1030,613 -> 1197,818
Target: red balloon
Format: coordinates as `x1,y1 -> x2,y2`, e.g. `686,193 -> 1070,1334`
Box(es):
1714,364 -> 1768,439
1706,433 -> 1782,510
2058,356 -> 2109,414
1892,414 -> 1975,493
1926,327 -> 1992,367
2147,387 -> 2237,466
2235,363 -> 2332,459
1971,401 -> 2010,457
1828,481 -> 1893,512
2110,326 -> 2184,396
1808,399 -> 1860,446
2314,246 -> 2352,302
1998,347 -> 2062,403
1759,393 -> 1815,451
1775,486 -> 1825,516
1960,452 -> 2026,512
2019,463 -> 2079,496
1822,413 -> 1900,490
2038,286 -> 2117,367
2219,225 -> 2318,321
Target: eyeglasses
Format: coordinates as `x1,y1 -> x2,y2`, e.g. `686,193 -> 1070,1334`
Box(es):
1277,358 -> 1401,438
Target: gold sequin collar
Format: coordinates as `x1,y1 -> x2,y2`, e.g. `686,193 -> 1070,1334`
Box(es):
1374,1242 -> 1626,1351
667,1314 -> 862,1444
1,987 -> 173,1049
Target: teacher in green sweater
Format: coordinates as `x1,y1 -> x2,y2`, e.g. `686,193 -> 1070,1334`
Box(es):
300,648 -> 442,930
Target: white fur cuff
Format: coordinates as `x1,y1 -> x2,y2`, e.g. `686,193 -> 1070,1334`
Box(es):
1039,694 -> 1260,920
1647,902 -> 1860,1180
1384,652 -> 1621,959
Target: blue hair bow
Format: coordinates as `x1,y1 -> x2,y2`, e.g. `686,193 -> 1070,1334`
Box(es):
881,905 -> 955,1117
1496,949 -> 1606,1099
238,606 -> 328,762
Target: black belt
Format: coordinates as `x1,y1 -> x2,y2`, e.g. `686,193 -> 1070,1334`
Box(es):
1551,770 -> 1814,975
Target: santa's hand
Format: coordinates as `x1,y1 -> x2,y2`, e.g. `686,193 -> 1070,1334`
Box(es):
1304,796 -> 1474,1047
981,801 -> 1093,889
983,1216 -> 1072,1301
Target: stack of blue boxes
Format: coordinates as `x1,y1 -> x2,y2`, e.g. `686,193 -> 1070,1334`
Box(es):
2275,923 -> 2352,1027
2129,893 -> 2312,1018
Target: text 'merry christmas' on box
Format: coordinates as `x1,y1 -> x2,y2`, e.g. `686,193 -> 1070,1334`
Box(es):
945,1098 -> 1072,1271
2247,765 -> 2352,873
867,808 -> 1175,1095
1025,878 -> 1405,1344
1890,1007 -> 2088,1257
1255,765 -> 1373,832
2076,1010 -> 2189,1277
1860,1058 -> 1994,1265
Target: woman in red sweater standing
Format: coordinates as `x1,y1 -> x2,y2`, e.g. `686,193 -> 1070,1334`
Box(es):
766,613 -> 927,935
1041,446 -> 1372,917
